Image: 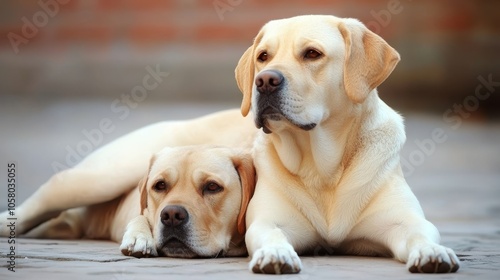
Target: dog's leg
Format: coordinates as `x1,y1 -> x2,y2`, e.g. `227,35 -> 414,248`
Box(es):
0,121 -> 186,237
374,184 -> 460,273
245,183 -> 320,274
388,217 -> 460,273
0,165 -> 145,236
246,221 -> 303,274
349,206 -> 460,273
23,208 -> 86,239
120,215 -> 157,257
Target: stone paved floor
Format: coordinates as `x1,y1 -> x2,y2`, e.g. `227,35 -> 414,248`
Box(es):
0,100 -> 499,279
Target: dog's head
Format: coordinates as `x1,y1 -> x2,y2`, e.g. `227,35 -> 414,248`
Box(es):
138,146 -> 255,258
235,15 -> 400,133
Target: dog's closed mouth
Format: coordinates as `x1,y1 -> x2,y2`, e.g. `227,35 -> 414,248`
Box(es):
259,106 -> 283,121
257,106 -> 283,134
159,238 -> 198,258
257,106 -> 317,133
296,122 -> 317,131
165,238 -> 186,248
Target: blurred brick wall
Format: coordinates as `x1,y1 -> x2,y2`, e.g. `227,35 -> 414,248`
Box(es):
0,0 -> 498,116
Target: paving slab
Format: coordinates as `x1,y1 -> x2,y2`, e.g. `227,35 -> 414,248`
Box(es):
1,231 -> 499,280
1,101 -> 499,279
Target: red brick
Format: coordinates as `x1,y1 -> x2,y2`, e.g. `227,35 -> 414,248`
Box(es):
235,21 -> 265,41
58,0 -> 80,12
0,26 -> 23,48
129,24 -> 177,45
15,0 -> 80,13
248,0 -> 297,7
18,1 -> 41,11
439,15 -> 474,31
195,24 -> 250,42
435,10 -> 475,32
96,0 -> 124,11
55,25 -> 112,44
0,26 -> 46,51
127,0 -> 174,11
293,0 -> 342,7
202,0 -> 246,9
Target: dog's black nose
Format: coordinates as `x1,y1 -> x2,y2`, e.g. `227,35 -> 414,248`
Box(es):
161,205 -> 189,227
255,70 -> 284,94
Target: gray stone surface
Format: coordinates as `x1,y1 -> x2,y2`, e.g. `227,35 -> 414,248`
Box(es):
0,100 -> 499,279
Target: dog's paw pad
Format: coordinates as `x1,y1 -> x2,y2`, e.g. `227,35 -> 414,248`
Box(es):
250,245 -> 302,274
408,245 -> 460,273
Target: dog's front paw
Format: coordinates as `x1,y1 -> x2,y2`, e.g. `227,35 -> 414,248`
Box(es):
249,244 -> 302,274
407,244 -> 460,273
119,216 -> 157,258
120,231 -> 157,257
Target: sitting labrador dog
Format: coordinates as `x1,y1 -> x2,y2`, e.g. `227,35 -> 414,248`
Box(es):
234,15 -> 460,274
0,111 -> 257,258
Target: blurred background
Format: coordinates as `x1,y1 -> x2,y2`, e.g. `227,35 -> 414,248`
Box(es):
0,0 -> 499,111
0,0 -> 499,220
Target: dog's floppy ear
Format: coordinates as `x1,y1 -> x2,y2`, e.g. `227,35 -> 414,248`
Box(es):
231,152 -> 256,235
235,46 -> 255,117
338,18 -> 400,103
139,155 -> 156,215
138,176 -> 149,215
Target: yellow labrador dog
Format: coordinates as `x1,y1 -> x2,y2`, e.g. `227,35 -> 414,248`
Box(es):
235,15 -> 460,274
121,145 -> 255,258
0,112 -> 256,258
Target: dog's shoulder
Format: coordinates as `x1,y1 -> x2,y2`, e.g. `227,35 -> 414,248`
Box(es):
357,97 -> 406,155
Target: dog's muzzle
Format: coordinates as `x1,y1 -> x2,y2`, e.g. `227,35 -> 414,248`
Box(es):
255,70 -> 317,133
158,205 -> 198,258
255,70 -> 284,133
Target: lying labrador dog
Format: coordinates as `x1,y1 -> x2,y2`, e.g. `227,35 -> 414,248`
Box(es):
120,145 -> 255,257
0,111 -> 257,258
234,15 -> 460,274
1,13 -> 459,273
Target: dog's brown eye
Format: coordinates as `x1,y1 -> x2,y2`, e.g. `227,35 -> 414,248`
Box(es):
304,49 -> 322,60
203,182 -> 223,195
257,52 -> 268,62
153,180 -> 167,191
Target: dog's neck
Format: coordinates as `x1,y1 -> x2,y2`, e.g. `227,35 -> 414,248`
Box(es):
266,123 -> 348,188
267,99 -> 375,189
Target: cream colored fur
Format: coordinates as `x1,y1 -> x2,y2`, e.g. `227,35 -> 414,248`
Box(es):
235,15 -> 459,274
